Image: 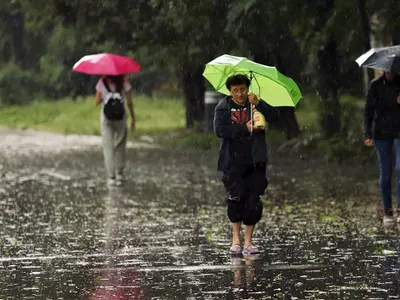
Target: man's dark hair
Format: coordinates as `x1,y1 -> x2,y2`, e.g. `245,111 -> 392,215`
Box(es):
225,74 -> 251,91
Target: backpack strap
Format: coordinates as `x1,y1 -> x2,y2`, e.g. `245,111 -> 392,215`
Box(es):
103,79 -> 111,92
103,79 -> 124,94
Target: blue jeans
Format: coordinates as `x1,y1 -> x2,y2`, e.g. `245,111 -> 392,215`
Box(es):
374,139 -> 400,210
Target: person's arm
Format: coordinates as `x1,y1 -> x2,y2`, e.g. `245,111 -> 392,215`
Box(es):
125,90 -> 136,132
363,82 -> 376,144
248,93 -> 279,124
255,100 -> 279,124
213,102 -> 251,139
95,91 -> 102,106
95,79 -> 104,106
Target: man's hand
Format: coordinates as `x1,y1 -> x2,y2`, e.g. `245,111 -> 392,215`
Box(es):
248,93 -> 259,106
364,139 -> 373,147
246,120 -> 253,132
130,120 -> 136,132
397,96 -> 400,104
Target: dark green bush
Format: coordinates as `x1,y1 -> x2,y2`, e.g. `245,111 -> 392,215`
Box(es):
0,63 -> 42,105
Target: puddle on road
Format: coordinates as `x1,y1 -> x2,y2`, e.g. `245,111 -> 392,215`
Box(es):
0,145 -> 398,299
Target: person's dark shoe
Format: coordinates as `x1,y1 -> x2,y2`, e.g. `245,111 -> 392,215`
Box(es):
107,177 -> 117,187
116,173 -> 125,186
383,209 -> 395,228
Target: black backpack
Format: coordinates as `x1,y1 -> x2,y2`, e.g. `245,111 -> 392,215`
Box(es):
103,80 -> 125,121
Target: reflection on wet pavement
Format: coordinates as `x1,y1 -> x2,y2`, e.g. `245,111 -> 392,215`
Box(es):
0,131 -> 400,299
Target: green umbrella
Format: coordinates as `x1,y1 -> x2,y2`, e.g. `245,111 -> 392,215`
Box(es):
203,54 -> 302,107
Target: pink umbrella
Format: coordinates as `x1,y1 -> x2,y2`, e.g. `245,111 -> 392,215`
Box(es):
73,53 -> 141,75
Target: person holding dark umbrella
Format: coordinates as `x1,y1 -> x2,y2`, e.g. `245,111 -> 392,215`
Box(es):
358,47 -> 400,227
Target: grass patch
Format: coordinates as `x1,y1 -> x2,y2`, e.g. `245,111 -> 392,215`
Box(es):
0,94 -> 185,137
295,93 -> 319,132
296,109 -> 318,130
0,92 -> 370,162
294,93 -> 363,134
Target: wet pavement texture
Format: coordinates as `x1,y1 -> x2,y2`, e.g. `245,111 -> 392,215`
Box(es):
0,130 -> 400,299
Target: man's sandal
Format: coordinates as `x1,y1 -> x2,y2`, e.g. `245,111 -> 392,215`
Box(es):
242,244 -> 260,255
230,244 -> 242,255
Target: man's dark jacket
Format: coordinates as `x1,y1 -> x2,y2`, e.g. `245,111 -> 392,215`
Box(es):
213,96 -> 278,172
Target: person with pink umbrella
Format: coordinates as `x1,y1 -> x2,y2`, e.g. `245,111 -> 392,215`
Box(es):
73,53 -> 141,187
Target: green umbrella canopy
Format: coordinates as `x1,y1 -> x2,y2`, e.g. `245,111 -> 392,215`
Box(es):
203,54 -> 302,107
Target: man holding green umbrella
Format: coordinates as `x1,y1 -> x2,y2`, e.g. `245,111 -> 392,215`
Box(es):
213,74 -> 278,255
205,54 -> 302,255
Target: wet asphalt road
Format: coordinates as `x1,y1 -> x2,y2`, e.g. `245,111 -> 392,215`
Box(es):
1,129 -> 400,299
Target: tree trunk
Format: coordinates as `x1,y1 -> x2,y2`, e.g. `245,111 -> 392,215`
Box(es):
391,0 -> 400,45
192,66 -> 205,122
357,0 -> 374,93
182,65 -> 205,129
317,35 -> 341,138
6,8 -> 26,69
274,50 -> 300,139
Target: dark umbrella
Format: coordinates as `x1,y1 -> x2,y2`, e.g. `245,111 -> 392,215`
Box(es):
356,45 -> 400,72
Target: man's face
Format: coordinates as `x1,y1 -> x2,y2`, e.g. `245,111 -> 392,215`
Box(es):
230,84 -> 248,104
385,71 -> 396,82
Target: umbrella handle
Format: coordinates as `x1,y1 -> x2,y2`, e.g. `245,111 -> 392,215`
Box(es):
250,104 -> 253,134
249,71 -> 254,134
